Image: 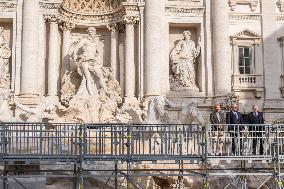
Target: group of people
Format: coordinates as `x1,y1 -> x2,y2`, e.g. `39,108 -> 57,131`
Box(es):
210,103 -> 264,155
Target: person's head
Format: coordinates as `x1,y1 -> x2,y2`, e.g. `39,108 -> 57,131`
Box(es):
231,103 -> 238,112
252,105 -> 259,112
87,27 -> 96,37
214,103 -> 221,112
183,31 -> 191,40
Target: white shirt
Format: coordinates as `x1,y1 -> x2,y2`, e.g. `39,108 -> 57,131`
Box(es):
216,112 -> 220,122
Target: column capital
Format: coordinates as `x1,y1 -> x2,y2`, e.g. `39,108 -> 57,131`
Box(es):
43,14 -> 58,22
123,16 -> 139,25
107,23 -> 119,33
59,21 -> 75,32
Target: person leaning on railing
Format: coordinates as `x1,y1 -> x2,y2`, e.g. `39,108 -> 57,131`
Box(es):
226,103 -> 244,155
247,105 -> 264,155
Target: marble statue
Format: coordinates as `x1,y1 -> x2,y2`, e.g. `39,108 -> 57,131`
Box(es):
165,98 -> 204,124
0,89 -> 15,122
0,27 -> 11,89
170,31 -> 201,90
60,27 -> 129,123
14,98 -> 56,122
145,96 -> 168,124
68,27 -> 107,96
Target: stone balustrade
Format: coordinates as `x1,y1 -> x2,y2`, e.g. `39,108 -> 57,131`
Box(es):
233,74 -> 263,88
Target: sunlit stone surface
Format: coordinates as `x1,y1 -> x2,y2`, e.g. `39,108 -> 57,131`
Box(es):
0,0 -> 283,188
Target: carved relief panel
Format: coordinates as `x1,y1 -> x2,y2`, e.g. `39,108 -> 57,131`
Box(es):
62,0 -> 122,14
0,23 -> 12,89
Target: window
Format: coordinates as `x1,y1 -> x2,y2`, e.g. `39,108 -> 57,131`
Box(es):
238,47 -> 252,74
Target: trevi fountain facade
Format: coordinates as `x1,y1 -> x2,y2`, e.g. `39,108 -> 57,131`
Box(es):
0,0 -> 284,188
1,0 -> 284,123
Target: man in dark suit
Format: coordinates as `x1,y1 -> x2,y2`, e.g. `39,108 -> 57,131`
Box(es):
226,103 -> 244,155
210,103 -> 226,127
210,103 -> 226,154
248,105 -> 264,155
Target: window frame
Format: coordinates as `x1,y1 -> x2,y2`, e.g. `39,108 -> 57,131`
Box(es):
238,46 -> 253,75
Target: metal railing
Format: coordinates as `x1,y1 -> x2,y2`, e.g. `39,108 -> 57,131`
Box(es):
1,123 -> 284,189
0,123 -> 282,162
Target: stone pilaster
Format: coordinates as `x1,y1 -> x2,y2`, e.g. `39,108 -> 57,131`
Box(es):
213,0 -> 231,96
46,16 -> 61,98
21,0 -> 40,95
124,18 -> 137,99
145,0 -> 164,96
263,0 -> 281,99
138,6 -> 145,98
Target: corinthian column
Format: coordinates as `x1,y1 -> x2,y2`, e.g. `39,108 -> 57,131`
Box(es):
145,0 -> 164,96
21,0 -> 40,95
107,24 -> 119,81
61,22 -> 74,77
124,18 -> 136,99
47,17 -> 61,98
213,0 -> 231,95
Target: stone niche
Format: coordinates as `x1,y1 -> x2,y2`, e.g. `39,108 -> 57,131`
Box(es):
169,23 -> 202,96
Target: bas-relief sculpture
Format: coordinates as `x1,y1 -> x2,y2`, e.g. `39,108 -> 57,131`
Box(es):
0,27 -> 14,122
170,31 -> 201,91
0,27 -> 11,89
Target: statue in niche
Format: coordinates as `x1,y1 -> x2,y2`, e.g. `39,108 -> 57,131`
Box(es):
0,27 -> 11,89
68,27 -> 107,96
60,27 -> 125,123
170,31 -> 201,90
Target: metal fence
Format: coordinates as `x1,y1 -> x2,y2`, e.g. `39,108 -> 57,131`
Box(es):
1,123 -> 284,189
0,123 -> 283,162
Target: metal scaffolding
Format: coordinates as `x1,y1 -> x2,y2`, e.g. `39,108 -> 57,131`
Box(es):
0,123 -> 284,188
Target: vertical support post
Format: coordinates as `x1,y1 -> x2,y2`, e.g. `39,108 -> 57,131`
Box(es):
115,163 -> 118,189
3,162 -> 8,189
73,124 -> 84,189
126,124 -> 131,189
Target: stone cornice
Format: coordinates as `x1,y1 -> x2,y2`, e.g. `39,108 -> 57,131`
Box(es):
165,6 -> 205,17
39,1 -> 61,10
0,1 -> 17,12
229,13 -> 261,20
166,0 -> 203,7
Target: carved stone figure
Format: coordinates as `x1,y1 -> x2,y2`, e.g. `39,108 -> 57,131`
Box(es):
170,31 -> 201,90
0,89 -> 15,122
145,96 -> 169,124
68,27 -> 107,96
60,27 -> 124,123
14,98 -> 56,122
165,98 -> 204,124
0,27 -> 11,89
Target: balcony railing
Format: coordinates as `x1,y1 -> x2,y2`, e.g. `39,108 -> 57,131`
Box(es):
232,74 -> 263,89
